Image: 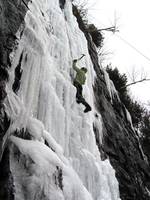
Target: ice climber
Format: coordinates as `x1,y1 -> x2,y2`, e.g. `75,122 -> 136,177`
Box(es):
72,55 -> 92,113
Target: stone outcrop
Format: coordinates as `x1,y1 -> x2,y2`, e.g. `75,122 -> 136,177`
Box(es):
0,0 -> 30,199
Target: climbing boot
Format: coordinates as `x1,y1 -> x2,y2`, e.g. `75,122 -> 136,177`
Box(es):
84,105 -> 92,113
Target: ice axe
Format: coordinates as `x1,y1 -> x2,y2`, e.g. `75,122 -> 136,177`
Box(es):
77,54 -> 85,61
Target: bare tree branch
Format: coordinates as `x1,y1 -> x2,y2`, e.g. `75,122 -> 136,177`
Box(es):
97,26 -> 119,33
121,78 -> 150,89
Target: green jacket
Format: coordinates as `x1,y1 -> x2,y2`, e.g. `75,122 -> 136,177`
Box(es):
72,62 -> 87,85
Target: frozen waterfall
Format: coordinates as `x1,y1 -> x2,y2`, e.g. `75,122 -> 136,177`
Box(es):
6,0 -> 121,199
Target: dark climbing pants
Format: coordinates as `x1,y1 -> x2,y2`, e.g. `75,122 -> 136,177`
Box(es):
73,81 -> 91,112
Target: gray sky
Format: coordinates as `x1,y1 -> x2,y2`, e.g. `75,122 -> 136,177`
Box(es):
86,0 -> 150,106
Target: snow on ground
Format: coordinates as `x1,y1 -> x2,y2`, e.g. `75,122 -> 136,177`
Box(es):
7,0 -> 121,199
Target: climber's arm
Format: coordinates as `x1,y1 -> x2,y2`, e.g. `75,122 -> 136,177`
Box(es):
72,60 -> 80,72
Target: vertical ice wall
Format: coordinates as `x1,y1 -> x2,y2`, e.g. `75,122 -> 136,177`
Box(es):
6,0 -> 121,199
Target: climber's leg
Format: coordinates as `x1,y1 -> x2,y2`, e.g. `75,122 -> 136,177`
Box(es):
73,81 -> 83,103
73,81 -> 91,112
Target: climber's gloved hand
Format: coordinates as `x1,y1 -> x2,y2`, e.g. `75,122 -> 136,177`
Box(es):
73,59 -> 77,63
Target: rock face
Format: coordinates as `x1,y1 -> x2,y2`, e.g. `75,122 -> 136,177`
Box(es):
0,1 -> 149,200
0,0 -> 30,199
59,0 -> 66,9
94,83 -> 150,200
72,6 -> 150,200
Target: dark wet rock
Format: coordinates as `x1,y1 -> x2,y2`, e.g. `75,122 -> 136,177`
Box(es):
0,147 -> 15,200
14,128 -> 32,140
0,0 -> 30,101
12,51 -> 23,93
0,109 -> 11,159
0,110 -> 10,139
142,137 -> 150,164
0,68 -> 9,81
0,81 -> 7,105
59,0 -> 66,10
0,0 -> 30,199
73,6 -> 150,200
54,166 -> 63,190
